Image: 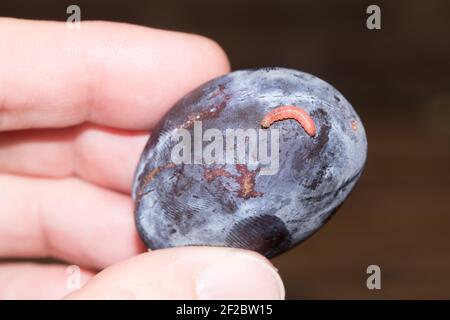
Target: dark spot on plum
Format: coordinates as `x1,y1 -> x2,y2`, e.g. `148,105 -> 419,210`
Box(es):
303,164 -> 329,190
263,67 -> 278,72
226,215 -> 291,258
291,108 -> 331,175
307,109 -> 331,160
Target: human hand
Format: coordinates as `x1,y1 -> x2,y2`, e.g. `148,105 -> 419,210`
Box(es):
0,18 -> 285,300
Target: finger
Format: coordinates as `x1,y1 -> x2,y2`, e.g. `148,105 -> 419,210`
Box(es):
0,263 -> 94,299
0,18 -> 230,131
66,247 -> 285,300
0,174 -> 145,269
0,124 -> 149,193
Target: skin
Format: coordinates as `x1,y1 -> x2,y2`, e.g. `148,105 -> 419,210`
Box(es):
0,18 -> 285,299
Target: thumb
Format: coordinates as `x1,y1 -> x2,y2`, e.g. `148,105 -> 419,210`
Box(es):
65,247 -> 285,300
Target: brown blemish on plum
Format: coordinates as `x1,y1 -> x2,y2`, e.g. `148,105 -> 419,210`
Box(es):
181,85 -> 230,129
142,163 -> 177,184
208,84 -> 225,100
203,164 -> 262,199
351,120 -> 358,132
234,164 -> 262,199
137,162 -> 176,199
204,166 -> 233,182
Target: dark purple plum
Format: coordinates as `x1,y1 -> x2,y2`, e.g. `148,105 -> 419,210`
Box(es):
132,67 -> 367,258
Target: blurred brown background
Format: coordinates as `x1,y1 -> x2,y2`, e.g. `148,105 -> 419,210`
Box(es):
1,0 -> 449,299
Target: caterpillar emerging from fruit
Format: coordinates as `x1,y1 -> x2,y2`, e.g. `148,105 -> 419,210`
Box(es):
261,105 -> 316,137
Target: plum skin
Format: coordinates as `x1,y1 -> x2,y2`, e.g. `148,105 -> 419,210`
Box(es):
132,67 -> 367,258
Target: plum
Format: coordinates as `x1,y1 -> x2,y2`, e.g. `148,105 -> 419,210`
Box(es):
132,67 -> 367,258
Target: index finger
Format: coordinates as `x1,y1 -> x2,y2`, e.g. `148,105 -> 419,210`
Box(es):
0,18 -> 230,131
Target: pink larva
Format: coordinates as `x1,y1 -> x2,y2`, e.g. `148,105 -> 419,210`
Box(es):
261,105 -> 316,137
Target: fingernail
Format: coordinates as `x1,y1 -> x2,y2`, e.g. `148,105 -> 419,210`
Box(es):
195,252 -> 285,300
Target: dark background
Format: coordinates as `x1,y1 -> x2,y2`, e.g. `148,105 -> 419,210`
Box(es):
1,0 -> 449,299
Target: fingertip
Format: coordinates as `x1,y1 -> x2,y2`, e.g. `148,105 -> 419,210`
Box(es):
0,18 -> 231,131
66,247 -> 285,300
190,34 -> 231,76
194,249 -> 285,300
